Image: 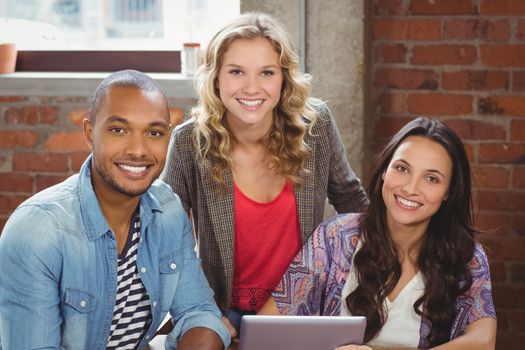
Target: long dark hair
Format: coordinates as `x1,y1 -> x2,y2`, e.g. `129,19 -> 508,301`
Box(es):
346,117 -> 476,346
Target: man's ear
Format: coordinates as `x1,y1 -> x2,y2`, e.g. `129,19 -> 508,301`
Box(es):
82,118 -> 94,151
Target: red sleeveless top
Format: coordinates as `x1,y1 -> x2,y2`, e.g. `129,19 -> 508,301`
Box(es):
231,181 -> 301,312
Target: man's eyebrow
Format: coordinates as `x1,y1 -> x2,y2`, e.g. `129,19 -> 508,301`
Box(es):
104,115 -> 129,124
104,116 -> 169,128
148,120 -> 170,128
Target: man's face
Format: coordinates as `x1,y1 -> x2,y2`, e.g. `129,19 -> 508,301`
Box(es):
83,86 -> 171,198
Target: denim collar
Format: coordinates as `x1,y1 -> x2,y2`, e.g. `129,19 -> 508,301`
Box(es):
78,154 -> 162,242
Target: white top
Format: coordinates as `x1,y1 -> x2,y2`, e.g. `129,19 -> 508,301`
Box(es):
341,241 -> 424,348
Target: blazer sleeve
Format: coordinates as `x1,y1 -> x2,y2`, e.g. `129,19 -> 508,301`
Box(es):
317,103 -> 368,213
161,125 -> 193,215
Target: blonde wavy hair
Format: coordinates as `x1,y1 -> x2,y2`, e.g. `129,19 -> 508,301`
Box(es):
192,12 -> 317,188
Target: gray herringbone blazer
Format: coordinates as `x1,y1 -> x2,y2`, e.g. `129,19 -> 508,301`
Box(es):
160,101 -> 368,312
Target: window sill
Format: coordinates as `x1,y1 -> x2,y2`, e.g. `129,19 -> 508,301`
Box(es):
0,72 -> 196,98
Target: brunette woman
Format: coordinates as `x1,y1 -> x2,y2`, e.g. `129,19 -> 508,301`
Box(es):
262,117 -> 496,349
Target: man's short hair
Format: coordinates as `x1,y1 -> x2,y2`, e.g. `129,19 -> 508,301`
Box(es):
89,69 -> 169,123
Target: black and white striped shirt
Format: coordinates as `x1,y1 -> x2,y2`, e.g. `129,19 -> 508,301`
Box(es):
107,212 -> 152,350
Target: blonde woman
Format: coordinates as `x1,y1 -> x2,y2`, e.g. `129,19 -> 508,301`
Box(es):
161,12 -> 367,334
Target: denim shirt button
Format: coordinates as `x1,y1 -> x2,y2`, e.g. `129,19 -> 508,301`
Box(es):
170,263 -> 177,270
152,301 -> 157,307
80,300 -> 86,308
140,267 -> 147,273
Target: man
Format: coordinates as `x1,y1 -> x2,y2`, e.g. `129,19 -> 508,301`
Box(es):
0,70 -> 230,350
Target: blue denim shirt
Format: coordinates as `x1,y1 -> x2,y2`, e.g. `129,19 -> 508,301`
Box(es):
0,156 -> 230,350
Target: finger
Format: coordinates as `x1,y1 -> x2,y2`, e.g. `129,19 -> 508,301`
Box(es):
222,316 -> 238,339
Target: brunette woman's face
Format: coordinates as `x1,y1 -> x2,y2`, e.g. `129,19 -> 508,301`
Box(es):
381,136 -> 453,233
217,37 -> 283,132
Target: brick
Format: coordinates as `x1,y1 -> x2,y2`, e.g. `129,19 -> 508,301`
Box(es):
43,131 -> 89,152
408,19 -> 441,40
4,106 -> 59,125
498,332 -> 525,348
488,260 -> 506,283
0,96 -> 28,102
373,19 -> 409,40
411,45 -> 477,65
0,217 -> 7,234
464,143 -> 475,163
39,96 -> 87,104
374,116 -> 413,139
375,44 -> 407,63
494,310 -> 509,331
0,195 -> 27,215
512,71 -> 525,91
375,68 -> 438,90
514,213 -> 525,236
481,45 -> 525,67
517,20 -> 525,40
407,93 -> 472,115
411,0 -> 477,15
511,120 -> 525,142
475,212 -> 511,235
442,70 -> 508,91
509,310 -> 525,332
512,166 -> 525,188
444,19 -> 486,40
477,190 -> 525,211
487,20 -> 511,41
492,285 -> 525,308
479,143 -> 525,164
169,108 -> 185,127
444,19 -> 510,41
0,154 -> 5,168
511,264 -> 525,283
13,153 -> 68,173
70,152 -> 90,172
0,173 -> 33,192
481,0 -> 525,15
378,93 -> 405,114
482,238 -> 525,262
374,0 -> 406,15
0,130 -> 38,148
67,109 -> 89,126
472,166 -> 509,188
445,119 -> 505,141
35,175 -> 69,192
478,96 -> 525,116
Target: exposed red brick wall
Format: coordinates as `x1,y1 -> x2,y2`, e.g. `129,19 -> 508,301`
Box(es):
372,1 -> 525,347
0,95 -> 192,232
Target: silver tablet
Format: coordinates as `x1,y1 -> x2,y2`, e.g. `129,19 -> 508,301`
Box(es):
238,315 -> 366,350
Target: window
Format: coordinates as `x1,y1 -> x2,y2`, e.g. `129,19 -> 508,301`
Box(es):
0,0 -> 239,72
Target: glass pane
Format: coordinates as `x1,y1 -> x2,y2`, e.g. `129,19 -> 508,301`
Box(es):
0,0 -> 240,50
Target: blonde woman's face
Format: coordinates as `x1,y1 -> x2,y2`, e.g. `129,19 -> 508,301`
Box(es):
217,37 -> 283,132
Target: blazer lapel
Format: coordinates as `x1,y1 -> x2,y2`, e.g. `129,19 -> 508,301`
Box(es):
296,135 -> 316,243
